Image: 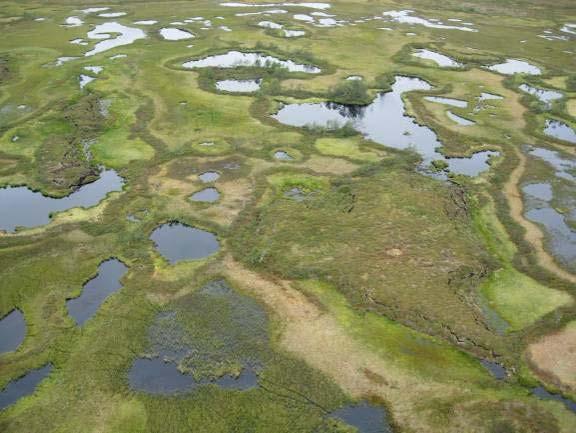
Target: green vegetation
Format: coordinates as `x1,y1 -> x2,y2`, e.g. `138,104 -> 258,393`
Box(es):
1,0 -> 575,432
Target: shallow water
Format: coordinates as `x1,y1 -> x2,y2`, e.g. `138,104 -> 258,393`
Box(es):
478,92 -> 503,101
544,120 -> 576,144
129,358 -> 258,394
182,50 -> 321,73
215,79 -> 261,92
0,309 -> 26,354
198,171 -> 221,182
523,183 -> 553,201
273,76 -> 496,176
480,360 -> 507,380
0,364 -> 52,410
383,10 -> 477,32
447,110 -> 475,126
0,169 -> 124,232
79,74 -> 96,89
532,387 -> 576,413
190,187 -> 220,202
424,96 -> 467,108
525,207 -> 576,266
66,259 -> 128,326
519,84 -> 562,107
486,59 -> 541,75
160,27 -> 194,40
528,147 -> 576,182
412,49 -> 462,68
85,22 -> 146,56
329,402 -> 392,433
150,222 -> 220,263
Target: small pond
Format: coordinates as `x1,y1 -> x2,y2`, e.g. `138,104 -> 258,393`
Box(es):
0,309 -> 26,355
532,387 -> 576,414
198,171 -> 221,182
66,259 -> 128,326
424,96 -> 467,108
190,187 -> 220,203
480,359 -> 507,380
150,222 -> 220,263
486,59 -> 541,75
329,402 -> 393,433
412,49 -> 462,68
447,110 -> 475,126
274,150 -> 293,160
544,120 -> 576,144
215,79 -> 261,92
85,22 -> 146,57
0,364 -> 52,411
519,84 -> 562,107
0,169 -> 124,233
182,50 -> 321,73
160,28 -> 195,40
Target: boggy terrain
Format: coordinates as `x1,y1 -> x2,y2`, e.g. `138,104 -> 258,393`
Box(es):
0,0 -> 575,432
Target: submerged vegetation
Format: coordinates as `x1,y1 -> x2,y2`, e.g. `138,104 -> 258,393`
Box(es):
0,0 -> 575,432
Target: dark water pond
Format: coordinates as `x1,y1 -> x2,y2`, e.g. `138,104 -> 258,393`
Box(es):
0,364 -> 52,411
273,76 -> 496,176
329,402 -> 393,433
198,171 -> 221,182
182,50 -> 321,73
0,169 -> 124,232
544,120 -> 576,144
480,359 -> 507,380
532,387 -> 576,413
66,259 -> 128,326
150,222 -> 220,263
190,187 -> 220,203
128,358 -> 257,394
0,309 -> 26,354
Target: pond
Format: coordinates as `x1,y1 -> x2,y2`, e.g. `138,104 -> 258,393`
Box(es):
182,50 -> 321,73
85,22 -> 146,57
274,150 -> 293,160
215,79 -> 261,92
532,387 -> 576,414
424,96 -> 468,108
544,120 -> 576,144
198,171 -> 221,182
480,359 -> 507,380
0,364 -> 52,411
412,49 -> 462,68
0,169 -> 124,233
160,28 -> 195,40
66,259 -> 128,326
273,75 -> 497,176
150,222 -> 220,263
447,110 -> 475,126
486,59 -> 541,75
190,187 -> 220,203
382,10 -> 477,32
329,402 -> 393,433
519,84 -> 562,107
0,309 -> 26,355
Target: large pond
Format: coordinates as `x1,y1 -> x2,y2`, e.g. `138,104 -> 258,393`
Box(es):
129,280 -> 265,394
273,75 -> 497,176
0,169 -> 124,233
150,222 -> 220,263
0,309 -> 26,354
66,259 -> 128,326
0,364 -> 52,411
182,50 -> 321,73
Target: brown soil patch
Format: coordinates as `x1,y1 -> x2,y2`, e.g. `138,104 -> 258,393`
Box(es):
527,322 -> 576,393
